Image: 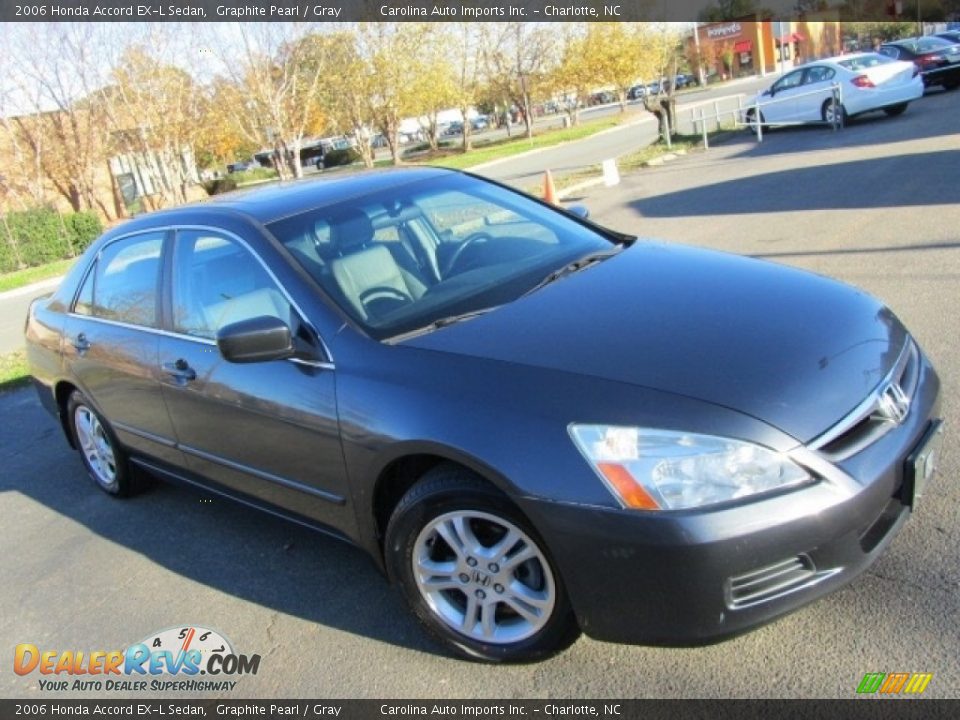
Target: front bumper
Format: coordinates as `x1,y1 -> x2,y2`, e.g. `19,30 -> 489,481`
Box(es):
521,354 -> 941,646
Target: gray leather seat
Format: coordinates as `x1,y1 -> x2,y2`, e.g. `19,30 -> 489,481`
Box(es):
329,209 -> 425,322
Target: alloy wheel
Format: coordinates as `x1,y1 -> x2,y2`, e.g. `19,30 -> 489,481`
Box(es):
412,510 -> 556,644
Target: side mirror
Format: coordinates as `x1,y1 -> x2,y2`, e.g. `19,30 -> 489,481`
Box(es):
567,204 -> 590,220
764,88 -> 774,97
217,315 -> 294,364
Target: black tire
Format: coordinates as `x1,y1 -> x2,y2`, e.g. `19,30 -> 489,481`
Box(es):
745,109 -> 765,135
883,103 -> 908,116
385,464 -> 579,663
66,390 -> 140,497
821,99 -> 847,126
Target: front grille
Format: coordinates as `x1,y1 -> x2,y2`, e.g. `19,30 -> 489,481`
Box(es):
810,340 -> 919,462
727,555 -> 817,608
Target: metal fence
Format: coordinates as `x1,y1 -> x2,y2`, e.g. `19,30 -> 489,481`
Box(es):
675,83 -> 845,146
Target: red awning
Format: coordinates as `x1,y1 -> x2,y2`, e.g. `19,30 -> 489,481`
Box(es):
734,41 -> 753,53
778,32 -> 806,43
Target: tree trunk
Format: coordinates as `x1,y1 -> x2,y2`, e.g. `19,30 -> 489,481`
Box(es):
618,90 -> 627,113
459,104 -> 473,153
521,94 -> 533,139
288,138 -> 303,179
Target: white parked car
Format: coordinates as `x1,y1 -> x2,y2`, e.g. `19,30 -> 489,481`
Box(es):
744,53 -> 923,129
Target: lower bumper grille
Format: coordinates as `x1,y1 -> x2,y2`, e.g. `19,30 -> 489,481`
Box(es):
727,555 -> 817,608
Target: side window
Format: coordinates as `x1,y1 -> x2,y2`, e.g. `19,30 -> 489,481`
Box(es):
172,230 -> 292,340
774,70 -> 805,92
80,233 -> 163,327
880,47 -> 899,59
804,67 -> 835,84
74,264 -> 95,316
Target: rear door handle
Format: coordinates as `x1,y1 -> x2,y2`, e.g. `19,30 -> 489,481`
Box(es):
162,359 -> 196,384
72,333 -> 91,354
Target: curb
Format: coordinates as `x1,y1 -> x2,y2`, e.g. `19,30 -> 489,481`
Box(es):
0,275 -> 64,301
468,115 -> 655,172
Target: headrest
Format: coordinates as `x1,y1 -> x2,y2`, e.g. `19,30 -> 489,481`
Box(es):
330,208 -> 374,253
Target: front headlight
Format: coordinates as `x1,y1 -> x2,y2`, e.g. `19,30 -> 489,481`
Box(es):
569,425 -> 812,511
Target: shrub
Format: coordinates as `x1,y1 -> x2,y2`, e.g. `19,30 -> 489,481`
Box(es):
0,207 -> 103,274
323,148 -> 360,168
202,176 -> 238,196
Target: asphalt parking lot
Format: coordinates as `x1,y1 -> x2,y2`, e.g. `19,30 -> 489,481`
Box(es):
2,87 -> 958,699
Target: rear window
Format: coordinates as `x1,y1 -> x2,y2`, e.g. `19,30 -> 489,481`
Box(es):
837,54 -> 894,71
899,37 -> 953,52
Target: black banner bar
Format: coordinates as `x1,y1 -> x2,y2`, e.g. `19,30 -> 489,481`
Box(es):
1,700 -> 958,720
0,0 -> 935,22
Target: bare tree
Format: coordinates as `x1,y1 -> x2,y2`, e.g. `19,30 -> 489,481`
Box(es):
208,22 -> 328,179
6,24 -> 114,218
95,27 -> 205,210
481,23 -> 557,140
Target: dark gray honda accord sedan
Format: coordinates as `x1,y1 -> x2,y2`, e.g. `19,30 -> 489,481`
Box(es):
25,167 -> 943,662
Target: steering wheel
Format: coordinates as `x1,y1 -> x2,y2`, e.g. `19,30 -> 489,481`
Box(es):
443,232 -> 493,277
358,286 -> 413,317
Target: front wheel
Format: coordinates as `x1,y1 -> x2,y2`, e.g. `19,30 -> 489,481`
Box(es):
744,109 -> 765,135
883,103 -> 908,116
385,465 -> 579,662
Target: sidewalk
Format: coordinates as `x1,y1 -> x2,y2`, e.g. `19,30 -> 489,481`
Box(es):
0,275 -> 63,301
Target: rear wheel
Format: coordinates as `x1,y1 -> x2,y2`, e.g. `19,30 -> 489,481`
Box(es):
385,465 -> 579,662
883,103 -> 908,116
821,99 -> 847,126
67,390 -> 139,497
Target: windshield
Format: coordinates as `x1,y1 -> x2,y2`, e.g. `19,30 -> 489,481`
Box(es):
266,173 -> 616,340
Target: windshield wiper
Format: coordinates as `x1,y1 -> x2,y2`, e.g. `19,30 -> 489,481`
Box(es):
388,306 -> 499,342
522,247 -> 623,299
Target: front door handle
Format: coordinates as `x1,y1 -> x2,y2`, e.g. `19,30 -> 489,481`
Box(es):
162,359 -> 196,384
72,333 -> 91,354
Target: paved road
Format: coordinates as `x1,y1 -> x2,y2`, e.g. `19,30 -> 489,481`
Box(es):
0,281 -> 61,355
477,77 -> 772,188
3,84 -> 957,700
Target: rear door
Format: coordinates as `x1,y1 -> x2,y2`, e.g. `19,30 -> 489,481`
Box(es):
63,230 -> 182,465
797,65 -> 837,121
157,227 -> 351,533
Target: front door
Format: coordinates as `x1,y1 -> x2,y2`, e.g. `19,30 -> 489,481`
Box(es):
157,228 -> 351,534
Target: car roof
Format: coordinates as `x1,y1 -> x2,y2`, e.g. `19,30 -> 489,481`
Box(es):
135,166 -> 456,226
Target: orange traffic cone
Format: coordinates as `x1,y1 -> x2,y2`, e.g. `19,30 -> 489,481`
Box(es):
543,169 -> 558,206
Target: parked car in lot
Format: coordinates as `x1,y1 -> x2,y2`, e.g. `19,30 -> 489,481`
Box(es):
627,84 -> 647,100
470,116 -> 489,131
25,167 -> 943,663
443,121 -> 463,136
744,52 -> 923,128
880,36 -> 960,89
935,30 -> 960,45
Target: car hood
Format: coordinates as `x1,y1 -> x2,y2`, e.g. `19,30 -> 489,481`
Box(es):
403,242 -> 907,443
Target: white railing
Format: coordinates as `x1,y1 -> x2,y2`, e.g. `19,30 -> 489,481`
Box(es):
683,84 -> 844,145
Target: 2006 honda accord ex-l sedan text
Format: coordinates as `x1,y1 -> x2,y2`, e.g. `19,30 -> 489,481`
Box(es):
25,168 -> 944,662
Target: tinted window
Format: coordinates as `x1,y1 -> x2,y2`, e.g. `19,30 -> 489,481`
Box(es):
74,264 -> 95,316
172,230 -> 291,340
81,233 -> 163,327
880,47 -> 899,59
804,66 -> 836,83
266,174 -> 612,340
838,54 -> 894,71
773,70 -> 805,92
